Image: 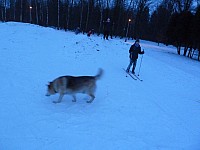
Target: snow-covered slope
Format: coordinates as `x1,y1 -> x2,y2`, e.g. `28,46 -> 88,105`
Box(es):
0,22 -> 200,150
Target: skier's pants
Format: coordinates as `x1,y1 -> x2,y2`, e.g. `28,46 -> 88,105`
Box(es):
127,59 -> 137,72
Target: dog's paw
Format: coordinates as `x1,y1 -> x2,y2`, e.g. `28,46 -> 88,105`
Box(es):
72,100 -> 76,102
53,101 -> 60,104
87,100 -> 93,103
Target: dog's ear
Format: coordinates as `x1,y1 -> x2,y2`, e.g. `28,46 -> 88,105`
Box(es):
46,82 -> 50,86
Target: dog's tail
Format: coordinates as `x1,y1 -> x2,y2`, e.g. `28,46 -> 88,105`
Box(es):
95,68 -> 103,80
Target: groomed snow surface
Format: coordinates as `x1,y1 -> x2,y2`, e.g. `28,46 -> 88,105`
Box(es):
1,22 -> 200,150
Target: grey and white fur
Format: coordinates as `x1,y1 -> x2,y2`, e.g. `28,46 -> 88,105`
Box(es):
46,68 -> 103,103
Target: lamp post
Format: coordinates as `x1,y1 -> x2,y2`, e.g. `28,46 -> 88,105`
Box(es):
125,19 -> 131,42
29,6 -> 32,23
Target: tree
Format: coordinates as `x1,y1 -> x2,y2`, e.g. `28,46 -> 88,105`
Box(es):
174,0 -> 193,12
134,0 -> 150,39
112,0 -> 126,37
0,0 -> 7,21
149,0 -> 174,44
48,0 -> 58,26
167,11 -> 193,55
190,6 -> 200,60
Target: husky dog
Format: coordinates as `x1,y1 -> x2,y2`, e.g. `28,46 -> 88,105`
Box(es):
46,69 -> 103,103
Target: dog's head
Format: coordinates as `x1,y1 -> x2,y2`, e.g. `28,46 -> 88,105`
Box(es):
46,82 -> 57,96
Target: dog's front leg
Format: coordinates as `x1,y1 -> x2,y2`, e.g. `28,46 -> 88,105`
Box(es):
53,94 -> 64,103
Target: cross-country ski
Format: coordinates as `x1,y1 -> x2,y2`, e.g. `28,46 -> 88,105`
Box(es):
131,73 -> 143,81
122,68 -> 137,80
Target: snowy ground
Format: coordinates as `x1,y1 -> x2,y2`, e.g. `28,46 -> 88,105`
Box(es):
0,22 -> 200,150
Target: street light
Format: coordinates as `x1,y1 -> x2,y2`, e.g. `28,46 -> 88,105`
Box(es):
29,6 -> 32,23
125,19 -> 131,42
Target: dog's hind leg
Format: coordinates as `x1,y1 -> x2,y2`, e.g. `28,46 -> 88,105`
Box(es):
72,95 -> 76,102
53,94 -> 64,103
87,94 -> 95,103
87,85 -> 96,103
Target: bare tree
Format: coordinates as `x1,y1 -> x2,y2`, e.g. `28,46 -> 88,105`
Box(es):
134,0 -> 150,38
14,0 -> 16,20
1,0 -> 3,20
4,0 -> 6,21
97,0 -> 104,34
0,0 -> 7,21
46,0 -> 49,26
39,0 -> 45,24
198,0 -> 200,6
124,0 -> 134,38
66,0 -> 74,29
79,0 -> 84,29
174,0 -> 193,12
85,0 -> 90,32
35,0 -> 39,24
58,0 -> 60,28
113,0 -> 125,36
20,0 -> 22,21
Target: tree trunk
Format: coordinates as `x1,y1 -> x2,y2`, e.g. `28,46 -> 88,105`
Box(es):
4,0 -> 6,21
67,0 -> 73,29
183,46 -> 188,56
14,0 -> 16,20
46,0 -> 49,26
191,49 -> 195,58
66,0 -> 70,29
80,0 -> 84,30
187,47 -> 192,58
98,8 -> 103,35
97,0 -> 102,35
20,0 -> 22,22
1,0 -> 3,20
116,0 -> 125,37
35,0 -> 39,24
39,2 -> 43,25
57,0 -> 60,29
85,0 -> 90,32
177,46 -> 181,55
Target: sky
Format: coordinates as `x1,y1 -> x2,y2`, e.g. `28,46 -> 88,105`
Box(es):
0,22 -> 200,150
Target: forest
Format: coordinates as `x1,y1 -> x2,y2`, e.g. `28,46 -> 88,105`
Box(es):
0,0 -> 200,60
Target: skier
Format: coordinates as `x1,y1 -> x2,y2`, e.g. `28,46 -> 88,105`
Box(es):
126,39 -> 144,74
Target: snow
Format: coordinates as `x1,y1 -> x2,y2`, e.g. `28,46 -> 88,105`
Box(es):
0,22 -> 200,150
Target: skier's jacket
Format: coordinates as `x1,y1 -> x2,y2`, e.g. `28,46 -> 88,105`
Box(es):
129,43 -> 144,60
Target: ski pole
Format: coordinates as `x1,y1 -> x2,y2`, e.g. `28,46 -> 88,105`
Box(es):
138,52 -> 144,76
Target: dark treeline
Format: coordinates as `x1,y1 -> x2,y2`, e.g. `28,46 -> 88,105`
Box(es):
0,0 -> 200,60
